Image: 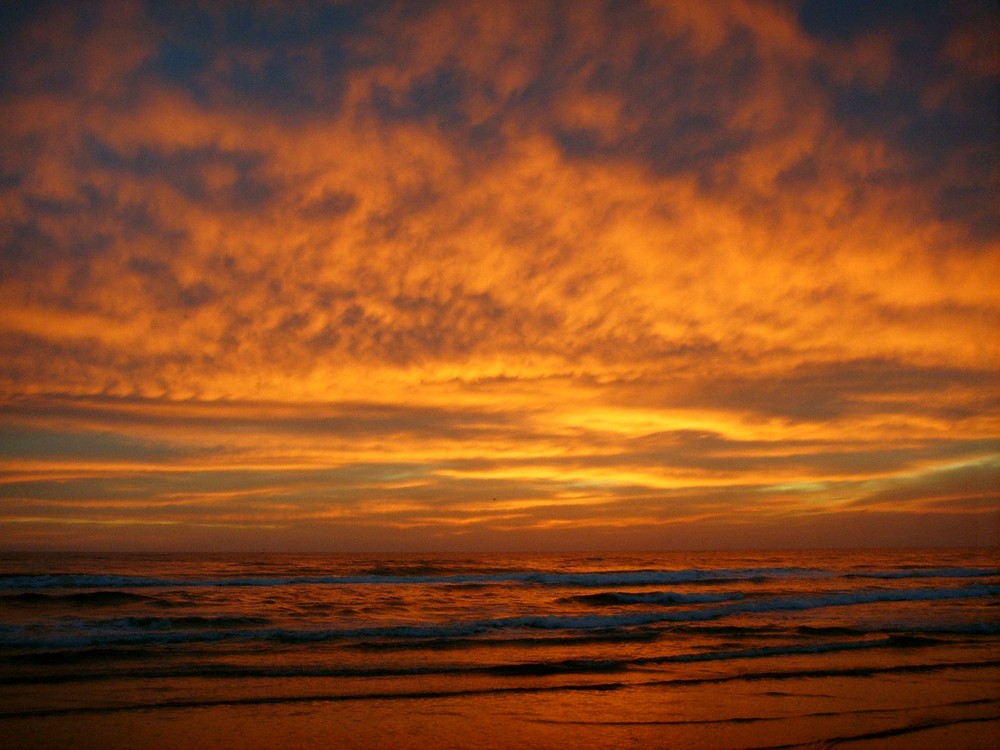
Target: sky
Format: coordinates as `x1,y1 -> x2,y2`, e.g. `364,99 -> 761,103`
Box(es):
0,0 -> 998,553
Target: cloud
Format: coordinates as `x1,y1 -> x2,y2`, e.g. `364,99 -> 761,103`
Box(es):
0,0 -> 996,550
847,458 -> 1000,510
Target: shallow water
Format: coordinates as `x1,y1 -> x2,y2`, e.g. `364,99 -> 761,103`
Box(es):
1,549 -> 998,748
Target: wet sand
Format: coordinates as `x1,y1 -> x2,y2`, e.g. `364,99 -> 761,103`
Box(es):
4,656 -> 998,749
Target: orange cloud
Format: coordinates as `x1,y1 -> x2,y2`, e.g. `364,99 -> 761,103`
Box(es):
0,0 -> 996,551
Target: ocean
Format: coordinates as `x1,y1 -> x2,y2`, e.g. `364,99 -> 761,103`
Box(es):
1,548 -> 997,749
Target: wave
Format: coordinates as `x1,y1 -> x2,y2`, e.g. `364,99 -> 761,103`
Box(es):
4,584 -> 995,652
102,615 -> 272,630
0,591 -> 168,606
845,567 -> 1000,580
4,646 -> 183,666
0,633 -> 955,686
348,629 -> 664,651
563,591 -> 745,606
3,565 -> 996,592
797,622 -> 1000,637
480,635 -> 940,675
0,567 -> 827,591
0,680 -> 633,718
475,584 -> 1000,634
741,710 -> 1000,750
3,659 -> 998,715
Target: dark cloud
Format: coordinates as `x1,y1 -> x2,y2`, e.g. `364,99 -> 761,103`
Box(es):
299,189 -> 358,220
0,219 -> 60,273
797,0 -> 990,44
0,425 -> 183,464
143,0 -> 376,113
801,0 -> 999,242
83,135 -> 277,210
518,7 -> 764,190
848,458 -> 1000,509
618,431 -> 1000,479
0,395 -> 522,444
0,1 -> 99,95
375,62 -> 473,129
691,358 -> 997,422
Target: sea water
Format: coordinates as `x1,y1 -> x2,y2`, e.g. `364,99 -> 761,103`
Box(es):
1,549 -> 997,749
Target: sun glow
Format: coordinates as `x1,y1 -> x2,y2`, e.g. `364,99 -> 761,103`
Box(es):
1,1 -> 997,551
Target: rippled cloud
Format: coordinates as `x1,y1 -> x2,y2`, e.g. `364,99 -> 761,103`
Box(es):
1,0 -> 997,551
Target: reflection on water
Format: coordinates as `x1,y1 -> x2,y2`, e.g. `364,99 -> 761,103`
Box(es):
1,549 -> 998,748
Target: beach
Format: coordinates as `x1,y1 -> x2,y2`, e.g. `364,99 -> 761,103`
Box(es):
2,549 -> 997,749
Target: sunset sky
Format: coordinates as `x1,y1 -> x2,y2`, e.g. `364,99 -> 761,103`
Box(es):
1,0 -> 997,552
